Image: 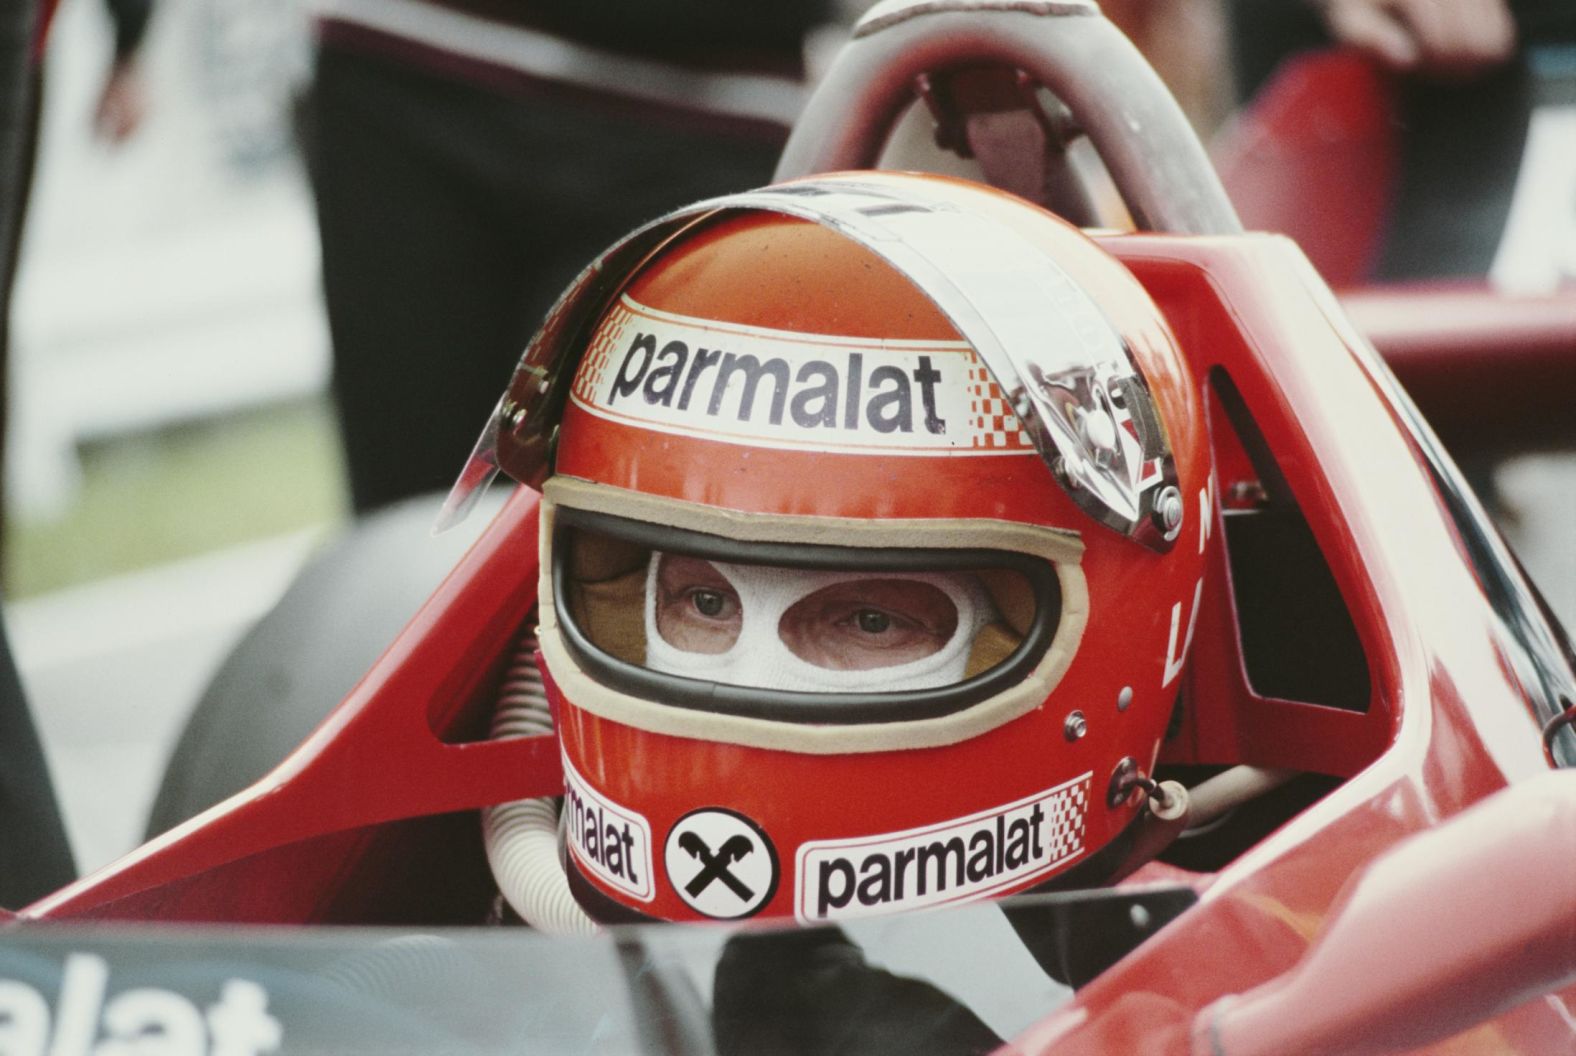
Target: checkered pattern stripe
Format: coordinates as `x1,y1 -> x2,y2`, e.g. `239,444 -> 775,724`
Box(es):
571,303 -> 632,403
964,355 -> 1033,451
1042,776 -> 1090,864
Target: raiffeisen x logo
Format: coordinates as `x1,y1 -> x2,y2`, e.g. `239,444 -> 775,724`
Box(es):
664,809 -> 779,919
678,832 -> 755,900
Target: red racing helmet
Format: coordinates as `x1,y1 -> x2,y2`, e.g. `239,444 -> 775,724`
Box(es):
454,171 -> 1211,925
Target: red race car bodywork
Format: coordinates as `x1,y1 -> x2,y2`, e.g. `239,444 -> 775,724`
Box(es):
20,228 -> 1575,1053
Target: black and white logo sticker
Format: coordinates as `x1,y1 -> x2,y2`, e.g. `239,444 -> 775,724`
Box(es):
562,752 -> 654,902
664,807 -> 779,919
795,774 -> 1091,924
570,297 -> 1036,456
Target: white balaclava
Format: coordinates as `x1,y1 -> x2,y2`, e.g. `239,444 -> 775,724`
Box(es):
643,555 -> 993,693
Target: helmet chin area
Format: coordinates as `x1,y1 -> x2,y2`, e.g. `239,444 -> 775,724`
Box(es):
548,495 -> 1064,727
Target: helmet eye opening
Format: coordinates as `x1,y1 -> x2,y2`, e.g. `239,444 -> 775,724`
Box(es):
550,506 -> 1063,725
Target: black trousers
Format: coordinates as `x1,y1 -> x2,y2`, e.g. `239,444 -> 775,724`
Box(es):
0,607 -> 75,909
305,43 -> 787,514
0,0 -> 76,907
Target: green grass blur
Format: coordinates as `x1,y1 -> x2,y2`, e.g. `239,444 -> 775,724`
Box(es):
4,398 -> 349,599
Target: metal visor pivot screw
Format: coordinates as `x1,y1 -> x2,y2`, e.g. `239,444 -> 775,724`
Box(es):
1154,485 -> 1184,540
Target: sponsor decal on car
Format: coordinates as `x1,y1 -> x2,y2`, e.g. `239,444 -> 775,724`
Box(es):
570,296 -> 1035,455
0,953 -> 281,1056
795,773 -> 1090,923
562,752 -> 655,902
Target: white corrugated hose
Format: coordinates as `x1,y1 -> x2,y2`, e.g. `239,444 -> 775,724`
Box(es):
481,630 -> 599,935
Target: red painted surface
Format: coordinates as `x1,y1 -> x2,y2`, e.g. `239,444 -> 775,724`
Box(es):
1004,232 -> 1564,1054
1209,45 -> 1576,461
1213,50 -> 1399,289
1190,771 -> 1576,1056
1342,283 -> 1576,453
18,226 -> 1569,1051
23,486 -> 559,920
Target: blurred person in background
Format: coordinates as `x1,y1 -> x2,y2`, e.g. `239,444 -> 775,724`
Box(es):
85,0 -> 153,143
1226,0 -> 1575,516
304,1 -> 834,515
2,0 -> 153,527
1227,0 -> 1576,282
0,0 -> 153,908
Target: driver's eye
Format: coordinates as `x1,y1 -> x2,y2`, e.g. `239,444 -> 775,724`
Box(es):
654,555 -> 741,654
691,590 -> 727,618
855,609 -> 891,634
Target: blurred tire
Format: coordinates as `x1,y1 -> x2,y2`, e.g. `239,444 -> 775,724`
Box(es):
145,488 -> 507,837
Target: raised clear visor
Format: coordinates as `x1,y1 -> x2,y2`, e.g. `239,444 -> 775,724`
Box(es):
440,179 -> 1182,551
0,886 -> 1196,1054
433,397 -> 504,534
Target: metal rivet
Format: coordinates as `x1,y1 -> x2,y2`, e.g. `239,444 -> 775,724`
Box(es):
1117,686 -> 1133,712
1064,710 -> 1087,742
1129,904 -> 1151,930
1156,485 -> 1184,534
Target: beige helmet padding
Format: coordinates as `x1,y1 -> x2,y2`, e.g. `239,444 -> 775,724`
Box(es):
538,477 -> 1090,755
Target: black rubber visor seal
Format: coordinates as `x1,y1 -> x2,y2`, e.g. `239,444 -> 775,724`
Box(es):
552,506 -> 1062,725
